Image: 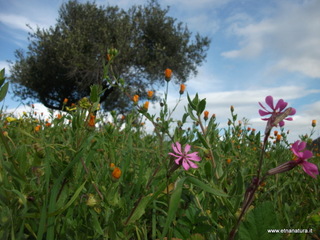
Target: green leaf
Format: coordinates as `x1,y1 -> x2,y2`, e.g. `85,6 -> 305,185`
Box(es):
238,201 -> 281,240
187,105 -> 198,122
0,82 -> 9,102
161,177 -> 186,238
48,181 -> 86,216
0,68 -> 5,86
187,93 -> 197,110
196,132 -> 209,149
125,194 -> 153,225
197,98 -> 206,115
186,176 -> 228,197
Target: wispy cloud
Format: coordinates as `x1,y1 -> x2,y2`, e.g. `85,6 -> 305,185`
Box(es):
221,0 -> 320,78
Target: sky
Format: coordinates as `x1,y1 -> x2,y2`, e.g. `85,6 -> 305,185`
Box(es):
0,0 -> 320,142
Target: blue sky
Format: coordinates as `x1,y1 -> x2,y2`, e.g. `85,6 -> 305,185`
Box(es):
1,0 -> 320,141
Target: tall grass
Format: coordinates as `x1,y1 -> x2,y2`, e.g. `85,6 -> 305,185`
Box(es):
0,64 -> 319,240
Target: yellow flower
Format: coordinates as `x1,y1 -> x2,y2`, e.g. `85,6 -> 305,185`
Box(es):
6,117 -> 17,122
164,68 -> 172,81
112,167 -> 122,179
147,90 -> 154,99
179,84 -> 186,95
132,95 -> 139,104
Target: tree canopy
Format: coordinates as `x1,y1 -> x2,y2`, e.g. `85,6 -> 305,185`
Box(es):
10,0 -> 210,112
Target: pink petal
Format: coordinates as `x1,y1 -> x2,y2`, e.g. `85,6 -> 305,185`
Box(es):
289,108 -> 296,115
301,161 -> 319,178
172,142 -> 182,155
279,121 -> 285,127
174,157 -> 183,165
301,150 -> 313,160
259,102 -> 269,112
275,99 -> 287,111
186,152 -> 201,161
284,117 -> 293,121
169,152 -> 181,158
182,160 -> 190,170
259,109 -> 270,116
298,141 -> 306,151
265,96 -> 274,110
290,141 -> 301,157
184,144 -> 191,153
187,160 -> 199,169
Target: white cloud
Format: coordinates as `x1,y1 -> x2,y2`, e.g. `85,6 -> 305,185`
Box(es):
0,14 -> 35,32
144,84 -> 320,142
0,61 -> 9,72
221,0 -> 320,78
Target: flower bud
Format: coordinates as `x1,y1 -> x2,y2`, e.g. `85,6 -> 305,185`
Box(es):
147,91 -> 154,99
179,84 -> 186,95
143,101 -> 149,110
112,167 -> 121,179
164,68 -> 172,81
86,194 -> 98,207
132,95 -> 139,104
204,110 -> 209,121
312,119 -> 316,127
267,161 -> 297,176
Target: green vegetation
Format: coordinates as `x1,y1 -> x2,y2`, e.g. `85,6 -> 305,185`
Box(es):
1,59 -> 319,240
9,0 -> 210,112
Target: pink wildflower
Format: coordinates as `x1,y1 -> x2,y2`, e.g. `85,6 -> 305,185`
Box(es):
169,142 -> 201,171
291,140 -> 318,178
259,96 -> 296,127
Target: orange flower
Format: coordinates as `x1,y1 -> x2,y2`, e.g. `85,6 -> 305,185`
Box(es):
109,163 -> 115,169
132,95 -> 139,104
56,114 -> 62,119
204,110 -> 209,121
88,113 -> 95,127
35,125 -> 41,132
164,68 -> 172,81
45,122 -> 52,127
112,167 -> 121,179
143,101 -> 149,110
276,134 -> 281,142
273,130 -> 278,136
226,158 -> 232,164
312,119 -> 316,127
179,84 -> 186,95
63,98 -> 68,104
106,53 -> 111,61
147,90 -> 154,99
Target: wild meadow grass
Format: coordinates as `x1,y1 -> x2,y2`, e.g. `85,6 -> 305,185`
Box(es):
0,66 -> 319,240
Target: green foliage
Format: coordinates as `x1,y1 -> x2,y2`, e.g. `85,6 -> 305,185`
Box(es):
238,202 -> 281,240
0,68 -> 9,102
9,0 -> 210,112
1,62 -> 319,239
